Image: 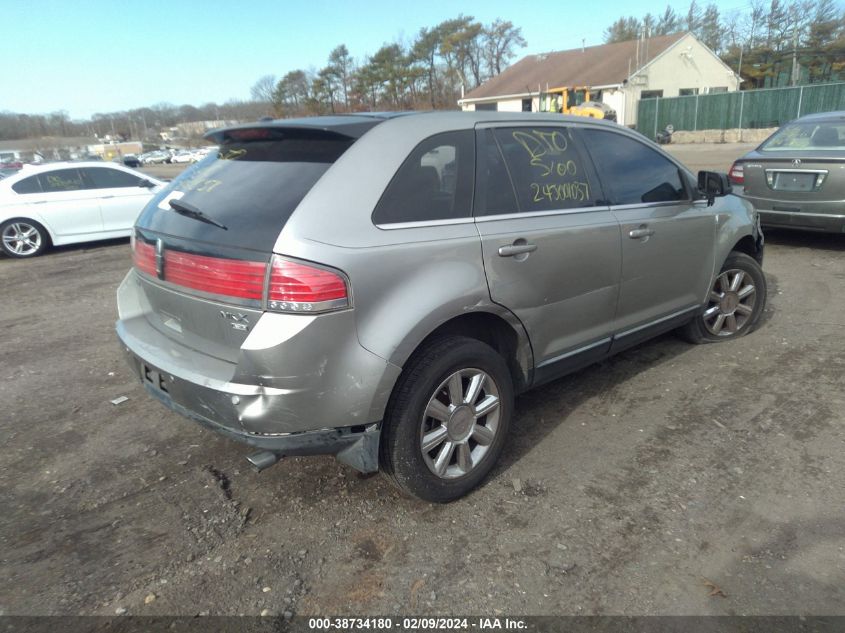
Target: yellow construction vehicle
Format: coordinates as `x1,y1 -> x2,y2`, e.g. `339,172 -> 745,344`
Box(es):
540,86 -> 617,121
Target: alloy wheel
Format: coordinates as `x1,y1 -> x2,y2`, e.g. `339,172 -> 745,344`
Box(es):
703,268 -> 757,336
419,368 -> 501,479
2,222 -> 42,256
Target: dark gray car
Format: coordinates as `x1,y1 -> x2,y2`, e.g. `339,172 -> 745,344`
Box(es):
116,112 -> 766,502
730,111 -> 845,233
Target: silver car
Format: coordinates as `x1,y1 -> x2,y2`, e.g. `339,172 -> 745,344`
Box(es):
116,112 -> 766,502
730,111 -> 845,233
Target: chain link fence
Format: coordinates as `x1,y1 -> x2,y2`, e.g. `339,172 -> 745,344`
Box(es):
637,82 -> 845,141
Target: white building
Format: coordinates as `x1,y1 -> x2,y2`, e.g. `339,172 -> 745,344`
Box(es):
458,32 -> 741,127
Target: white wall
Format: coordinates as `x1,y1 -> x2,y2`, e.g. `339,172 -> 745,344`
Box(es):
626,33 -> 740,126
460,96 -> 539,112
600,89 -> 626,124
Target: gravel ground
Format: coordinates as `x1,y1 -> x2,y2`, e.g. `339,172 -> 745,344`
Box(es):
1,144 -> 843,617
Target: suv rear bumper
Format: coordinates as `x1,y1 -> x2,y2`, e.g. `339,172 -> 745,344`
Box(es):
116,270 -> 401,471
758,208 -> 845,233
118,328 -> 383,472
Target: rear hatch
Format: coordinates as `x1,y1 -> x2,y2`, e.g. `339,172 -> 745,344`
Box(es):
131,122 -> 374,362
738,117 -> 845,211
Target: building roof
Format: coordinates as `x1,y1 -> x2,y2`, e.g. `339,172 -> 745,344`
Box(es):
462,32 -> 688,101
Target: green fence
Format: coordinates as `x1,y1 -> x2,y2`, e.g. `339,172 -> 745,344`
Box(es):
637,82 -> 845,139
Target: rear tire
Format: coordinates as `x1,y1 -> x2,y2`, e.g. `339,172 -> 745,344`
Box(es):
1,219 -> 49,258
380,336 -> 514,503
681,251 -> 766,343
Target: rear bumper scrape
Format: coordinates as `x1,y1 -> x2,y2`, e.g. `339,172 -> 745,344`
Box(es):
141,377 -> 381,473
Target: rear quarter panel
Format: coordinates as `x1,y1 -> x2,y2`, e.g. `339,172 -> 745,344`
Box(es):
274,114 -> 534,385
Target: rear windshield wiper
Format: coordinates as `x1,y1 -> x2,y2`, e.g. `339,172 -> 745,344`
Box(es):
168,198 -> 228,230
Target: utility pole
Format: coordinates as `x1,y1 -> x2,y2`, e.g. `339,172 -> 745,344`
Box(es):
790,6 -> 799,86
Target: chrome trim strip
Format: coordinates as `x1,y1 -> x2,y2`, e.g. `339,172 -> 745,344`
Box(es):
764,168 -> 829,174
609,200 -> 691,211
375,217 -> 474,230
615,306 -> 700,339
758,209 -> 845,219
536,337 -> 611,369
136,270 -> 263,309
745,192 -> 845,205
475,205 -> 610,222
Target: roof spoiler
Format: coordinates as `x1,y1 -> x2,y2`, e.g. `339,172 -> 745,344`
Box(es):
204,114 -> 401,144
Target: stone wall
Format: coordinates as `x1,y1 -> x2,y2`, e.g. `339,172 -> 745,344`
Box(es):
671,128 -> 777,144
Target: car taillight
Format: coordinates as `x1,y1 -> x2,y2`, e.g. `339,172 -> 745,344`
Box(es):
132,241 -> 349,312
164,250 -> 266,300
132,235 -> 156,277
729,161 -> 744,185
267,255 -> 349,313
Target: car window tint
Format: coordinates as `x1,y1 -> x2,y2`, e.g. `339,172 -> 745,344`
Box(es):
137,130 -> 355,253
579,129 -> 687,205
84,167 -> 144,189
12,175 -> 42,194
492,127 -> 595,212
373,130 -> 474,225
475,129 -> 518,216
37,169 -> 87,193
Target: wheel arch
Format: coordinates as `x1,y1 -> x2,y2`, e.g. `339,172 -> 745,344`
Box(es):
0,215 -> 54,252
730,234 -> 763,264
395,310 -> 533,395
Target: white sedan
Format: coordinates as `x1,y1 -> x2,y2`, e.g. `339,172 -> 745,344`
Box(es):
170,150 -> 195,164
0,162 -> 164,258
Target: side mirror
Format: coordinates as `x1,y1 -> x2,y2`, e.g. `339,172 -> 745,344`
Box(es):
139,179 -> 156,189
697,170 -> 732,206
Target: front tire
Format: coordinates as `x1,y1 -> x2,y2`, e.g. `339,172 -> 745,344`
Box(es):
682,251 -> 766,343
380,336 -> 514,503
1,219 -> 49,258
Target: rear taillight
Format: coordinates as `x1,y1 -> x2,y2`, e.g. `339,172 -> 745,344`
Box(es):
164,250 -> 266,300
132,235 -> 156,277
131,240 -> 349,313
267,255 -> 348,313
728,161 -> 744,185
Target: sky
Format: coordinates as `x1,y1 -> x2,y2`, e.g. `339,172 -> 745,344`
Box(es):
1,0 -> 751,120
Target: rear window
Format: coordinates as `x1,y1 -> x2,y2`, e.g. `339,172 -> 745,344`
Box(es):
38,169 -> 87,193
760,121 -> 845,151
372,130 -> 474,225
136,129 -> 354,253
12,175 -> 42,194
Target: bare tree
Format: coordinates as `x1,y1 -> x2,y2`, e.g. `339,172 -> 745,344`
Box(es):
483,20 -> 526,76
250,75 -> 277,103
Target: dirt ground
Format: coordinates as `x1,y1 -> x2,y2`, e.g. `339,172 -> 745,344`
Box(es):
1,144 -> 843,617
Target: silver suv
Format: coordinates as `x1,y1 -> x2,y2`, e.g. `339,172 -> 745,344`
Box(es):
116,112 -> 766,502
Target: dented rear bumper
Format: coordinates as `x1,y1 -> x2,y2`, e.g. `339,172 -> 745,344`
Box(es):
115,270 -> 399,472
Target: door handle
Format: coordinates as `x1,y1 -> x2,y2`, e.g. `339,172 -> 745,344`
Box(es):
628,227 -> 655,239
101,195 -> 115,199
498,243 -> 537,257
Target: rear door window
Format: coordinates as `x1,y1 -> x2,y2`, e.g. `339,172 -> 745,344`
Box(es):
578,129 -> 688,205
37,169 -> 87,193
373,130 -> 474,225
474,129 -> 519,216
136,129 -> 355,252
12,175 -> 42,194
488,127 -> 598,213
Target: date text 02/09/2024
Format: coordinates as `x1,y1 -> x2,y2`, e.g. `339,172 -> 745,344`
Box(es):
307,617 -> 527,631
